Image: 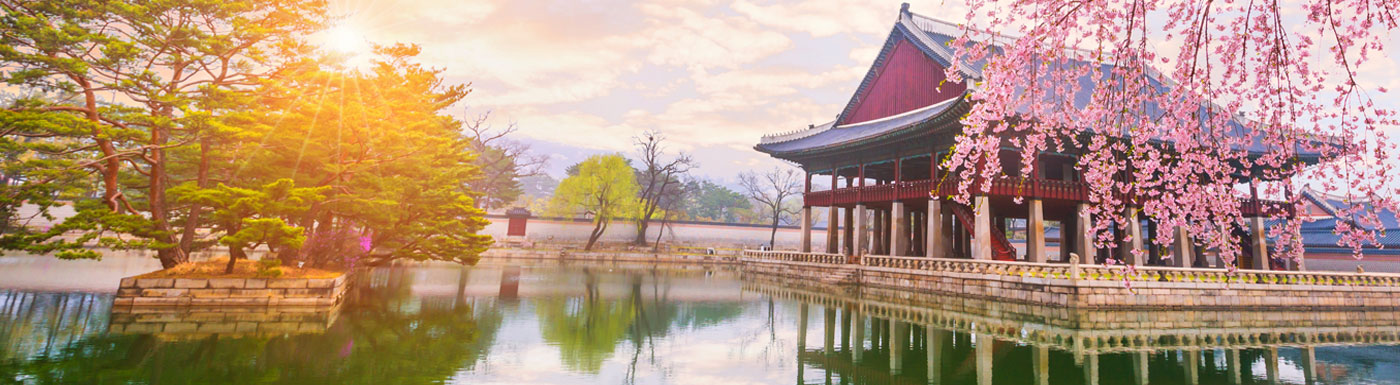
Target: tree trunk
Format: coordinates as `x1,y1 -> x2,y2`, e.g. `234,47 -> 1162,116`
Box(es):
151,109 -> 185,269
586,219 -> 608,251
179,138 -> 211,256
769,213 -> 780,248
225,245 -> 247,274
78,81 -> 122,213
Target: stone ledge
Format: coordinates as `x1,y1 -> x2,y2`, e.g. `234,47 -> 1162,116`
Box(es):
115,274 -> 348,307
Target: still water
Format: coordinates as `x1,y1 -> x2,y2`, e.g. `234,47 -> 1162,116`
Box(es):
1,254 -> 1399,385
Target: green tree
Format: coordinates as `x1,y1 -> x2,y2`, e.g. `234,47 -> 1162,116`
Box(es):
171,178 -> 328,273
551,154 -> 638,251
0,0 -> 326,268
682,179 -> 751,223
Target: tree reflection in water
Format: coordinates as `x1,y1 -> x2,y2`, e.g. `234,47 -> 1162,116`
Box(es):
0,267 -> 505,384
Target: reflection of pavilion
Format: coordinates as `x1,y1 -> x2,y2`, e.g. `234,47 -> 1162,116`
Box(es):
753,277 -> 1400,385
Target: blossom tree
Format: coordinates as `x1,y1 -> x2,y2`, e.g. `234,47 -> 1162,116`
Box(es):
943,0 -> 1399,267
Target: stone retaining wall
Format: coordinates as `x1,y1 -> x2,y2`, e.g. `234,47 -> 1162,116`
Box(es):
743,258 -> 1400,309
482,248 -> 739,264
114,275 -> 347,307
107,305 -> 340,339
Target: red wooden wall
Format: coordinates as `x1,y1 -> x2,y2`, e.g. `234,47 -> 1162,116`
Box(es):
840,38 -> 967,125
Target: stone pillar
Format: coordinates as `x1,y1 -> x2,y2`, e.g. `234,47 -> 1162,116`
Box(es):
852,311 -> 865,362
855,205 -> 868,256
797,303 -> 808,384
1132,352 -> 1149,385
1121,208 -> 1144,265
824,307 -> 836,354
1250,216 -> 1269,270
976,333 -> 994,385
872,209 -> 884,255
928,198 -> 945,258
1184,349 -> 1199,385
841,306 -> 852,352
1172,226 -> 1194,267
1076,203 -> 1094,263
1033,346 -> 1049,385
891,201 -> 908,256
800,207 -> 812,252
1266,347 -> 1280,384
1083,353 -> 1100,385
1226,349 -> 1241,384
1301,346 -> 1316,385
891,321 -> 908,375
871,318 -> 883,351
843,207 -> 855,256
927,330 -> 947,385
827,206 -> 840,254
973,195 -> 992,260
1028,199 -> 1045,263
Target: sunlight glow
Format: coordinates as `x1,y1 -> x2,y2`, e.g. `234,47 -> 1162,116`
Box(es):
322,23 -> 370,60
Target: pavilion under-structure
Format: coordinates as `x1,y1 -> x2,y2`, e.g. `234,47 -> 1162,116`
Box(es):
755,4 -> 1324,271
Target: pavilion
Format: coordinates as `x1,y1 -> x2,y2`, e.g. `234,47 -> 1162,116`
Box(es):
754,4 -> 1321,270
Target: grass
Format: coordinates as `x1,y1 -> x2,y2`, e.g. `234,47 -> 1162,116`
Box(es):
137,257 -> 344,279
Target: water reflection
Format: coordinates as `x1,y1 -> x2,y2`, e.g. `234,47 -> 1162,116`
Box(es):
0,258 -> 1397,384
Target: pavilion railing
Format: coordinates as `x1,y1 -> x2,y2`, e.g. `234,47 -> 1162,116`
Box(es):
857,255 -> 1400,287
741,250 -> 847,265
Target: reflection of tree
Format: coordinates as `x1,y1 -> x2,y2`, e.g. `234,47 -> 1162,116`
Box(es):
0,268 -> 506,384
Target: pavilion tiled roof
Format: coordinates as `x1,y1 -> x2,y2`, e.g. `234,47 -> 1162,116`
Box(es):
756,4 -> 1336,164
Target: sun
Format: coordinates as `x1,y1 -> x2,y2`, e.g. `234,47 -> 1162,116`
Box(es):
322,23 -> 370,58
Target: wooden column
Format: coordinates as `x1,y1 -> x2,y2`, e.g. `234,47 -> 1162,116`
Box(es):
827,171 -> 839,254
1027,199 -> 1045,263
800,207 -> 812,253
797,303 -> 808,384
973,195 -> 992,260
928,198 -> 944,258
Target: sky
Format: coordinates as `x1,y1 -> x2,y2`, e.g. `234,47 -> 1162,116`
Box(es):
320,0 -> 1400,183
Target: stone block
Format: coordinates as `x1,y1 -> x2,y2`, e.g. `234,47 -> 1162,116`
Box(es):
164,322 -> 199,333
141,288 -> 188,297
267,279 -> 307,289
228,289 -> 273,298
282,288 -> 331,298
174,279 -> 208,289
244,279 -> 267,289
259,321 -> 301,333
208,278 -> 246,289
113,297 -> 135,306
133,297 -> 188,306
117,288 -> 143,297
306,278 -> 336,288
120,277 -> 137,288
235,322 -> 260,333
198,322 -> 238,334
136,278 -> 174,288
189,289 -> 231,298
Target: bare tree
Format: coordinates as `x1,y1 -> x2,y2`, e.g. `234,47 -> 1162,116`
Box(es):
633,130 -> 695,246
739,167 -> 803,248
463,110 -> 548,210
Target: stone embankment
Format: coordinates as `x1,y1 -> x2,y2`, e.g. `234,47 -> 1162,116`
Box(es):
481,247 -> 740,264
742,250 -> 1400,309
115,276 -> 347,307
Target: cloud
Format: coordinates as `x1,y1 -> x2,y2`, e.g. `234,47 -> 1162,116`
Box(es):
637,4 -> 793,72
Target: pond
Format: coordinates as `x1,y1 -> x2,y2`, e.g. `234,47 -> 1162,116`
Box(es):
1,254 -> 1398,385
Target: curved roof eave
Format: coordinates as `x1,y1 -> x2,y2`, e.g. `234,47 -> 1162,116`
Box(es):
755,94 -> 968,158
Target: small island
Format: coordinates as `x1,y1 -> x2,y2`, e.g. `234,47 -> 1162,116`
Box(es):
115,258 -> 347,307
